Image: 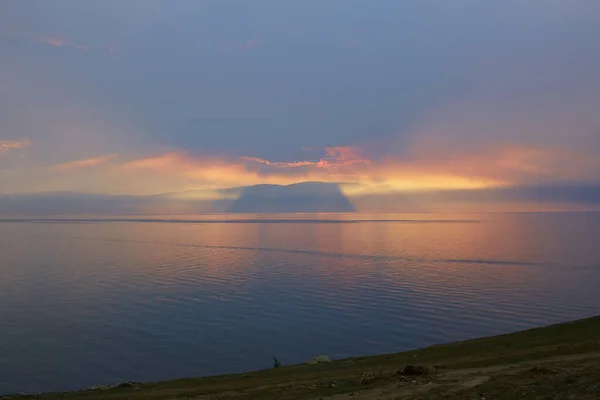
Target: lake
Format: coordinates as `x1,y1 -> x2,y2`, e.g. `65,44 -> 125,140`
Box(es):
1,213 -> 599,394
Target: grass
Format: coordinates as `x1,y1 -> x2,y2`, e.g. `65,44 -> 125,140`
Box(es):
11,316 -> 600,400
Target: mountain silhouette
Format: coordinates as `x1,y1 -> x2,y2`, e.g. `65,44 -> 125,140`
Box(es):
227,182 -> 355,213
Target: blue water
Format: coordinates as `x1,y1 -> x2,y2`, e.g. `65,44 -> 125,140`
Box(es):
1,213 -> 599,394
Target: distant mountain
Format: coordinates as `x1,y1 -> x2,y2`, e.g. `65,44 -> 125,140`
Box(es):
3,183 -> 600,215
0,191 -> 232,215
227,182 -> 355,213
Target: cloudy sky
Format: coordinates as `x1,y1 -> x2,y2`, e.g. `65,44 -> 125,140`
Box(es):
1,0 -> 599,209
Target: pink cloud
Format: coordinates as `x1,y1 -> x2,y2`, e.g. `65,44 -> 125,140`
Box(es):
321,146 -> 371,167
0,139 -> 31,153
240,156 -> 316,168
33,35 -> 112,52
35,36 -> 69,47
56,154 -> 118,171
242,146 -> 370,169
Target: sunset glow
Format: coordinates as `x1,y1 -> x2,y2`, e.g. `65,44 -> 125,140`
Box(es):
1,1 -> 599,212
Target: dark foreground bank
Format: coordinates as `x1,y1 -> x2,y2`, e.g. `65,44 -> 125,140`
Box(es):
5,316 -> 600,400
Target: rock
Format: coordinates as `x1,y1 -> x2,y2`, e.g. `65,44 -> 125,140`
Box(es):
116,382 -> 136,389
89,385 -> 113,391
308,355 -> 333,364
564,376 -> 576,384
529,366 -> 556,374
360,371 -> 376,385
396,365 -> 429,376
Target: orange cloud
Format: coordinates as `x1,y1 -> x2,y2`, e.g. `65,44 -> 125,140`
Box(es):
56,154 -> 118,171
236,142 -> 598,193
402,139 -> 600,186
114,147 -> 506,195
118,152 -> 357,191
35,36 -> 69,47
11,140 -> 596,197
123,153 -> 255,182
34,35 -> 96,51
0,139 -> 31,153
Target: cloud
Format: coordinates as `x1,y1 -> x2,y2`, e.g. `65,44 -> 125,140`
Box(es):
121,152 -> 298,187
0,139 -> 31,153
241,157 -> 316,168
1,0 -> 599,211
35,36 -> 69,47
321,147 -> 371,168
5,140 -> 594,196
393,142 -> 600,187
242,146 -> 370,169
55,154 -> 118,171
33,35 -> 101,52
113,146 -> 507,194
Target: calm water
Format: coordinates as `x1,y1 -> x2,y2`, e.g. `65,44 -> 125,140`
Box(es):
1,213 -> 599,394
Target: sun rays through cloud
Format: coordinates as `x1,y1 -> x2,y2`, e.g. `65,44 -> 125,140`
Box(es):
1,1 -> 600,211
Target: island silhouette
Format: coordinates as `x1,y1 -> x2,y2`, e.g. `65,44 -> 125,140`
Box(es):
227,182 -> 355,213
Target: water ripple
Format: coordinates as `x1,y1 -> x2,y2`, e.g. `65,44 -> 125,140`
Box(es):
1,214 -> 599,395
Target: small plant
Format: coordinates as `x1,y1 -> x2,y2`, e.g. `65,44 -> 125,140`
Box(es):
273,356 -> 282,368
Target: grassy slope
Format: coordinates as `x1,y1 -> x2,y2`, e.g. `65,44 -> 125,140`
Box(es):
22,316 -> 600,400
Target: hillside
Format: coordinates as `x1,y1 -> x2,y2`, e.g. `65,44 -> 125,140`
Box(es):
15,316 -> 600,400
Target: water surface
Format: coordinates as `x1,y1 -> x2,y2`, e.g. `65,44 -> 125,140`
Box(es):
1,213 -> 599,394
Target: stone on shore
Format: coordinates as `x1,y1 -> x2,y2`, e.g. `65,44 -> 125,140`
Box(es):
307,354 -> 333,364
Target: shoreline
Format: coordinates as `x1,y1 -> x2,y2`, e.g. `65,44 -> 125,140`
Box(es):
5,315 -> 600,399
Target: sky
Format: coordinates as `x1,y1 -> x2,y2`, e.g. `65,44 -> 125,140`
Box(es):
1,0 -> 600,211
